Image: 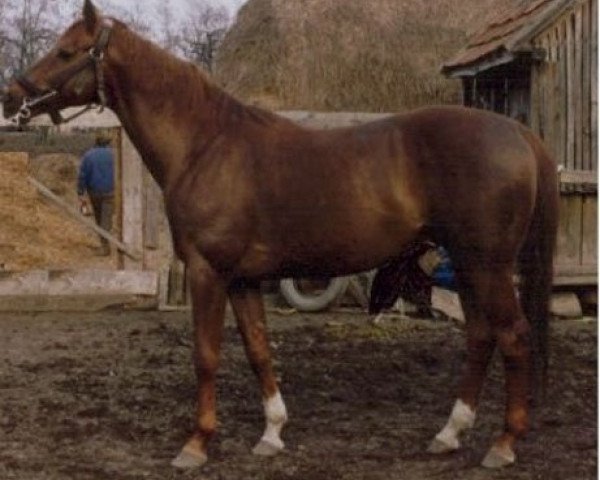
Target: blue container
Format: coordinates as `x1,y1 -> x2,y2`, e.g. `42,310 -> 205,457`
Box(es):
431,248 -> 457,290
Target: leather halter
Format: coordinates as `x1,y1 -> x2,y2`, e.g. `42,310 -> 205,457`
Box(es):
14,21 -> 113,125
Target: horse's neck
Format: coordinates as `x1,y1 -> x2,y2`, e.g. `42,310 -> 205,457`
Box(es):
107,28 -> 223,190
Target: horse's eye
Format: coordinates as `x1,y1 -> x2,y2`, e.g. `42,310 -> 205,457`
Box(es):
57,49 -> 75,60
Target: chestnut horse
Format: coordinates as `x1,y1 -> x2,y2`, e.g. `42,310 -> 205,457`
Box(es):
2,0 -> 559,470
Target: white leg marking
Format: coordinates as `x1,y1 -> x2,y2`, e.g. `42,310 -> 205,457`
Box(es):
429,399 -> 476,453
254,390 -> 287,454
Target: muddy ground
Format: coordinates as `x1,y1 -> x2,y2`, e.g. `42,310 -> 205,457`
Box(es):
0,309 -> 596,480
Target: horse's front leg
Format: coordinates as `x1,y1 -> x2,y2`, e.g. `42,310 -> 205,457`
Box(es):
172,259 -> 227,469
228,280 -> 288,456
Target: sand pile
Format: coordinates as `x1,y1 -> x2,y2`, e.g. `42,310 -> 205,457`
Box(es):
0,153 -> 112,270
216,0 -> 522,111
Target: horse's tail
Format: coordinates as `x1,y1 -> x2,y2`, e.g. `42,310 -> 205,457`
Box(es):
518,128 -> 559,398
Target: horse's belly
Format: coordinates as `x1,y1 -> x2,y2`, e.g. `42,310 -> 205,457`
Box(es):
236,212 -> 422,279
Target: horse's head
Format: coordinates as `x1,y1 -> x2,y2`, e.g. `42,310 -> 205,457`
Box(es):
2,0 -> 114,125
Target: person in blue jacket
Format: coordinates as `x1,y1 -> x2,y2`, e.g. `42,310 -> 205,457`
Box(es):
78,132 -> 114,256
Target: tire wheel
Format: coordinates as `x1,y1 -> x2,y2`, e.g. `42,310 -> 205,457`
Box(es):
279,277 -> 350,312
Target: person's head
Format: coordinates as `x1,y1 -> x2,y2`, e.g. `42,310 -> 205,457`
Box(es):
95,131 -> 111,147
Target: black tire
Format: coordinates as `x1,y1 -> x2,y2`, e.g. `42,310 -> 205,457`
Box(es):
279,277 -> 350,312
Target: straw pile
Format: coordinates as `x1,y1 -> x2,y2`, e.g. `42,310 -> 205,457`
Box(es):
216,0 -> 522,111
0,153 -> 110,270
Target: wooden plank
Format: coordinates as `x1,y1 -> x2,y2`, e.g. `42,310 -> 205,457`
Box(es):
559,169 -> 598,184
546,30 -> 559,158
555,194 -> 583,267
46,270 -> 158,296
558,21 -> 568,167
0,295 -> 156,312
0,270 -> 47,295
167,259 -> 187,306
111,127 -> 124,269
549,29 -> 559,161
582,0 -> 591,171
540,34 -> 552,148
552,21 -> 567,167
574,4 -> 584,170
581,194 -> 597,265
536,44 -> 548,141
591,0 -> 598,170
0,269 -> 158,312
554,263 -> 598,277
552,274 -> 596,286
0,269 -> 158,296
28,177 -> 141,260
566,12 -> 576,170
121,133 -> 145,269
530,55 -> 541,134
533,36 -> 544,137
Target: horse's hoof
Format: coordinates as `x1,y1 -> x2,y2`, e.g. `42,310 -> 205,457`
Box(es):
252,439 -> 284,456
171,448 -> 208,469
427,435 -> 460,454
481,445 -> 515,469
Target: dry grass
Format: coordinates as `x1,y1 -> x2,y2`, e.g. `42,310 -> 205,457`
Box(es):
216,0 -> 523,111
0,153 -> 112,270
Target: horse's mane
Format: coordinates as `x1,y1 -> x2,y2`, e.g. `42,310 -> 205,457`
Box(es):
111,19 -> 282,130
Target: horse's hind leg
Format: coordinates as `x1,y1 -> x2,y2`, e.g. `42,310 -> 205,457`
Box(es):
428,268 -> 495,454
480,269 -> 531,468
429,266 -> 530,468
228,280 -> 288,456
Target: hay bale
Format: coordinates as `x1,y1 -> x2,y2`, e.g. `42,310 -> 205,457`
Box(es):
216,0 -> 522,111
0,153 -> 111,270
29,153 -> 79,204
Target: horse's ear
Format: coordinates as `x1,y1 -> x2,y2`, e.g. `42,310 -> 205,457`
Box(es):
83,0 -> 99,32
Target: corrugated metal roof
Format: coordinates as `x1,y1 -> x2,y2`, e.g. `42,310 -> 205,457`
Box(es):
442,0 -> 573,76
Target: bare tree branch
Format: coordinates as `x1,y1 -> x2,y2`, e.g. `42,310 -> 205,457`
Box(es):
178,1 -> 230,71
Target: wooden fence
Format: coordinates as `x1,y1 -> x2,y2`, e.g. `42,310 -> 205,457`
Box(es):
530,0 -> 597,285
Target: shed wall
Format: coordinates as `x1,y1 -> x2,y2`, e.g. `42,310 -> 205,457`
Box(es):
530,0 -> 597,172
529,0 -> 597,284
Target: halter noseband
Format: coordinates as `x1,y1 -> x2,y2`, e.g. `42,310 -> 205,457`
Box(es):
14,20 -> 113,125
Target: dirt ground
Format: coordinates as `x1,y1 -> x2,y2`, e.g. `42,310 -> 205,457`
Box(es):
0,309 -> 596,480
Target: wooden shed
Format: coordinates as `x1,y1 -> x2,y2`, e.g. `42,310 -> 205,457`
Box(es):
442,0 -> 597,286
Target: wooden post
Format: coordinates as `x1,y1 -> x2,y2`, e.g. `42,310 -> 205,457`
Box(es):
530,66 -> 539,133
112,127 -> 124,269
167,258 -> 187,306
144,171 -> 161,250
539,32 -> 554,155
556,194 -> 583,268
591,0 -> 598,170
551,27 -> 561,166
581,194 -> 597,266
582,0 -> 591,171
121,132 -> 145,270
556,23 -> 567,167
566,12 -> 575,170
574,4 -> 583,170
